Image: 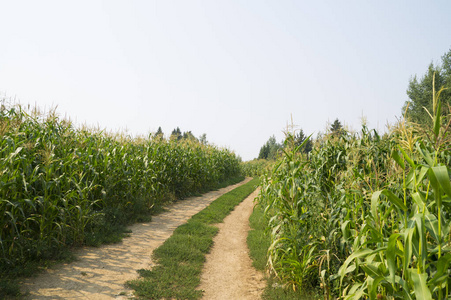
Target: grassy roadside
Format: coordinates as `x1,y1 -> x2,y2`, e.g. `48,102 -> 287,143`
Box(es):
247,203 -> 319,300
126,177 -> 260,300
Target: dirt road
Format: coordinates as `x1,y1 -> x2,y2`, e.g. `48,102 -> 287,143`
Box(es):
21,178 -> 252,299
198,189 -> 265,299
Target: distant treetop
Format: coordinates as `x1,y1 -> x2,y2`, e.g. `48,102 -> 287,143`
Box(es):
403,47 -> 451,125
330,118 -> 344,137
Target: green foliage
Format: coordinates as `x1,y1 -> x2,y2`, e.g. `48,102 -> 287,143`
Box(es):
335,101 -> 451,299
183,130 -> 197,141
330,118 -> 345,137
0,100 -> 241,294
199,133 -> 207,145
241,159 -> 274,177
170,126 -> 182,141
190,178 -> 259,225
259,136 -> 282,160
154,126 -> 164,139
0,278 -> 20,298
258,130 -> 313,161
257,82 -> 451,299
292,129 -> 313,154
262,276 -> 318,300
258,125 -> 392,297
247,203 -> 321,299
127,178 -> 259,299
404,47 -> 451,125
169,127 -> 200,143
247,204 -> 271,271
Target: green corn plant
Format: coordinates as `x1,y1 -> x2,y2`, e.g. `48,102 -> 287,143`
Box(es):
0,99 -> 242,276
337,80 -> 451,299
258,120 -> 401,297
240,159 -> 274,177
258,131 -> 326,293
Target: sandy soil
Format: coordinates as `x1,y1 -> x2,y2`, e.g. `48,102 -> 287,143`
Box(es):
20,178 -> 251,300
198,189 -> 265,300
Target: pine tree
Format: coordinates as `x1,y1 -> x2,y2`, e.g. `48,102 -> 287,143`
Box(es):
199,133 -> 207,145
154,126 -> 164,139
182,131 -> 197,141
170,127 -> 182,141
294,129 -> 313,154
330,119 -> 343,136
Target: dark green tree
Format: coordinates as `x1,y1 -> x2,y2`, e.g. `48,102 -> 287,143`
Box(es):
199,133 -> 207,145
330,119 -> 343,136
403,48 -> 451,125
154,126 -> 164,139
258,144 -> 270,159
258,135 -> 281,160
182,131 -> 197,141
170,127 -> 182,141
294,129 -> 313,154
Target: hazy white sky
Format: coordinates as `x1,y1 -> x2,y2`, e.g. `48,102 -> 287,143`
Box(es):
1,1 -> 450,160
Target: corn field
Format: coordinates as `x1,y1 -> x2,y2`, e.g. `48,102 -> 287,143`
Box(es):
241,159 -> 274,177
258,87 -> 451,298
0,101 -> 241,272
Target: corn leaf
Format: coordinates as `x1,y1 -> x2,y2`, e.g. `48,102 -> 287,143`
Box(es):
413,214 -> 427,270
416,142 -> 434,167
361,263 -> 383,279
431,165 -> 451,199
371,191 -> 382,230
408,270 -> 432,300
368,275 -> 385,300
382,190 -> 408,211
387,233 -> 401,287
402,228 -> 414,274
391,149 -> 405,169
424,214 -> 440,243
428,253 -> 451,286
411,192 -> 427,214
339,248 -> 379,286
433,100 -> 441,138
399,147 -> 415,168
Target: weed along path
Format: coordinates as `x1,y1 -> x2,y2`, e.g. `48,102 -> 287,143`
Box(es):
21,178 -> 251,300
198,188 -> 265,299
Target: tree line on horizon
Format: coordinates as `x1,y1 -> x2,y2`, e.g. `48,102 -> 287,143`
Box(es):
154,126 -> 208,145
257,119 -> 343,160
257,47 -> 451,160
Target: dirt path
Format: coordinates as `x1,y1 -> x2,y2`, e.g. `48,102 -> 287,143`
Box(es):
198,189 -> 265,300
21,178 -> 251,300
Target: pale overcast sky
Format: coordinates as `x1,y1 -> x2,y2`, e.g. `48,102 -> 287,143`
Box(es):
1,1 -> 450,160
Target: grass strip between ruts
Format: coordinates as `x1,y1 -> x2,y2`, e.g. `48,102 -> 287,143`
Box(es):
126,177 -> 260,300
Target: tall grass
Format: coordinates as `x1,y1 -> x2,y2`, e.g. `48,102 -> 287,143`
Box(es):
0,100 -> 241,280
257,83 -> 451,299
